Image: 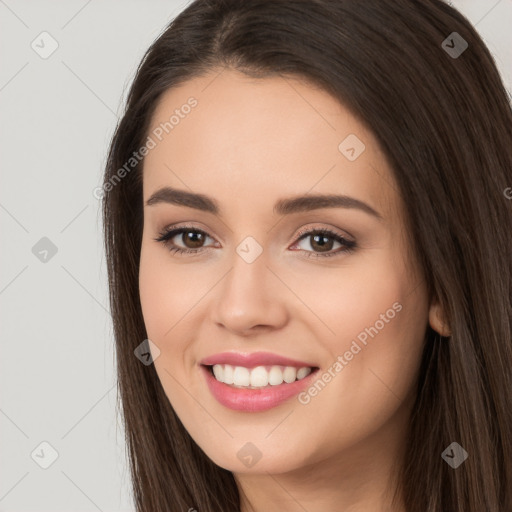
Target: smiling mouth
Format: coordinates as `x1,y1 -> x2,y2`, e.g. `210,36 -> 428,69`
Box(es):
203,364 -> 319,389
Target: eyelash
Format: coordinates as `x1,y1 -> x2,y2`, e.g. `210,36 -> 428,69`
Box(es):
153,224 -> 357,259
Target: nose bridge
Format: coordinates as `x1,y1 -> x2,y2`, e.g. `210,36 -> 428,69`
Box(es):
211,233 -> 287,333
224,235 -> 271,304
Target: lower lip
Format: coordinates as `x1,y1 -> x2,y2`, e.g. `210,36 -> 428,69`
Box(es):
200,365 -> 319,412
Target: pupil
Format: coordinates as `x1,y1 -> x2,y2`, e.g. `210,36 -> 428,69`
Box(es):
184,231 -> 204,248
312,234 -> 333,252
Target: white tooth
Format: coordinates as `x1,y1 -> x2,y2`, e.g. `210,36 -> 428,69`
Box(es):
233,366 -> 251,386
296,367 -> 312,380
250,366 -> 269,387
223,364 -> 234,384
212,364 -> 224,382
213,364 -> 311,387
283,366 -> 297,383
268,365 -> 284,385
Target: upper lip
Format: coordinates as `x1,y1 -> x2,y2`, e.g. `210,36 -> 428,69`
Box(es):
200,351 -> 317,368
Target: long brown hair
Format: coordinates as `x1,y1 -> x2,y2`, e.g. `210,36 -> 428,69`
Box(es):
102,1 -> 512,510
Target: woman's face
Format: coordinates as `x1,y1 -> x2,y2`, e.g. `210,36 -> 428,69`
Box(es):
138,69 -> 439,476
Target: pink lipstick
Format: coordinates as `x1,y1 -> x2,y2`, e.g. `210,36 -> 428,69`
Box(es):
199,351 -> 319,412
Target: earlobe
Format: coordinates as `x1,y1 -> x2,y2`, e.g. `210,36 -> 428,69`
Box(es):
428,300 -> 451,337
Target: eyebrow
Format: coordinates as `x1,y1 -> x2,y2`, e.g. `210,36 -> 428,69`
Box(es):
145,186 -> 383,220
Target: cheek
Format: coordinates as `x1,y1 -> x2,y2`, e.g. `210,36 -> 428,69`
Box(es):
138,243 -> 192,376
294,252 -> 428,416
139,256 -> 170,339
138,245 -> 195,408
139,241 -> 193,340
285,251 -> 413,348
138,241 -> 219,385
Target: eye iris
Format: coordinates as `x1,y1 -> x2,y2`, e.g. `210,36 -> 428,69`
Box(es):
311,234 -> 334,252
182,231 -> 204,249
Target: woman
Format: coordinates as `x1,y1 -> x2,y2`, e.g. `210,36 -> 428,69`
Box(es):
101,0 -> 512,510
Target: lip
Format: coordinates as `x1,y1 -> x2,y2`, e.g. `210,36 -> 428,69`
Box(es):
200,364 -> 320,412
200,351 -> 316,368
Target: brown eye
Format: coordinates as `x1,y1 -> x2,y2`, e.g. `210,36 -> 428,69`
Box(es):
308,233 -> 335,252
154,227 -> 214,255
178,230 -> 206,249
292,228 -> 357,258
154,225 -> 356,259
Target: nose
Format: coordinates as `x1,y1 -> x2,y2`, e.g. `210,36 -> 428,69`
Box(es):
210,248 -> 289,336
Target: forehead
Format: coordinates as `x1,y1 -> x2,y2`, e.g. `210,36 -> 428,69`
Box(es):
142,69 -> 399,222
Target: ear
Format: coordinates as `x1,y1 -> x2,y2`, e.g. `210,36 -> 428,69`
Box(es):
428,298 -> 451,337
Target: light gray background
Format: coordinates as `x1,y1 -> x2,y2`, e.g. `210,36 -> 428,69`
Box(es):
1,1 -> 510,510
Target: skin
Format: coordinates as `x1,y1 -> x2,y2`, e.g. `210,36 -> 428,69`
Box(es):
138,68 -> 450,512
